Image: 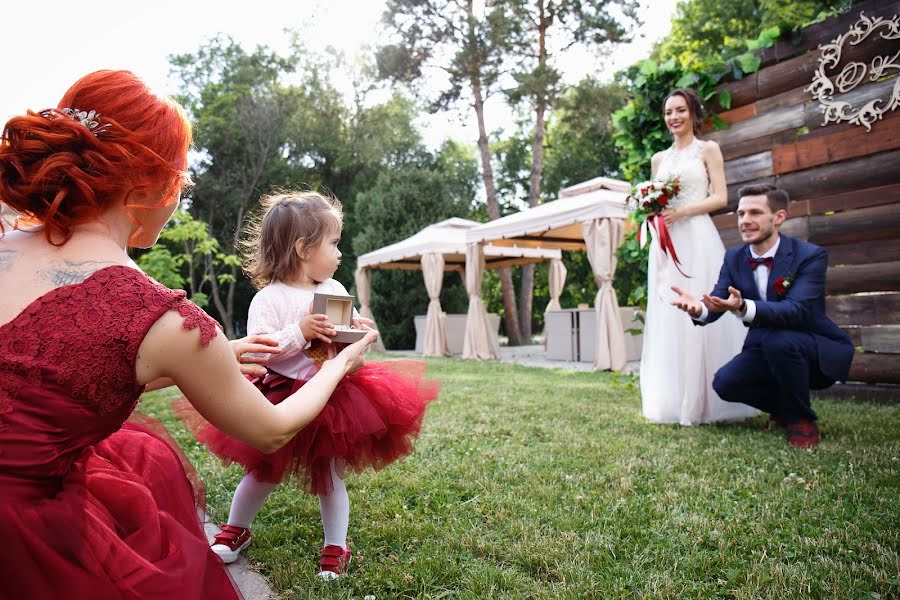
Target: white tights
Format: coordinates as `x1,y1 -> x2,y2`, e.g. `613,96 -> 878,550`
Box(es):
226,459 -> 349,548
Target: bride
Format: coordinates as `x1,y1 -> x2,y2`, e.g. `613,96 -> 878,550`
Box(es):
639,88 -> 758,425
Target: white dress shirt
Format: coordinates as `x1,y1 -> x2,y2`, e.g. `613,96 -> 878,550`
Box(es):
696,236 -> 780,324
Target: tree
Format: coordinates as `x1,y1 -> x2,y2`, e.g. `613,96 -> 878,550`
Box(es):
377,0 -> 528,344
170,36 -> 301,337
136,209 -> 238,312
354,140 -> 480,348
542,78 -> 627,193
492,77 -> 629,329
500,0 -> 637,340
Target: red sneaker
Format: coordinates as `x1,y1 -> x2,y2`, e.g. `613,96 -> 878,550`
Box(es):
787,421 -> 820,449
318,544 -> 352,580
211,524 -> 251,564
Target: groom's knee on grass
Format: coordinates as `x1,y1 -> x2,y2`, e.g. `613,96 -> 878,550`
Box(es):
712,367 -> 738,402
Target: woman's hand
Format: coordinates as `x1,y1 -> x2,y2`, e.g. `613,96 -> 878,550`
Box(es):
324,329 -> 379,376
351,315 -> 375,329
300,313 -> 336,344
661,206 -> 684,227
230,334 -> 281,377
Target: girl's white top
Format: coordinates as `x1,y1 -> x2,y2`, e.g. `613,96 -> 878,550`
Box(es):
247,278 -> 354,380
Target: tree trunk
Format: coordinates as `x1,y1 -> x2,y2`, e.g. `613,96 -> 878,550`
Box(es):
471,65 -> 522,346
207,254 -> 236,339
518,4 -> 550,343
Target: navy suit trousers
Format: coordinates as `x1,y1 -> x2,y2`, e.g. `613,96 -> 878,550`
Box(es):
712,328 -> 834,422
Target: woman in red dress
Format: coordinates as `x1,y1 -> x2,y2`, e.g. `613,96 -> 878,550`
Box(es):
0,70 -> 377,599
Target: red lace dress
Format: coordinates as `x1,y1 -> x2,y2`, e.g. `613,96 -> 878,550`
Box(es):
0,265 -> 240,600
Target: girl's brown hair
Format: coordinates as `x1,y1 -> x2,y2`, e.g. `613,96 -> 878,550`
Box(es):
663,87 -> 705,136
241,191 -> 343,289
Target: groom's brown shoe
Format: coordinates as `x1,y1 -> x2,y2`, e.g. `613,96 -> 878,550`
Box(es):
787,420 -> 820,449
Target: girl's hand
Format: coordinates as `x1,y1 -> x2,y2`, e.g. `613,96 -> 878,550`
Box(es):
230,334 -> 281,377
301,313 -> 336,344
661,206 -> 683,227
324,329 -> 379,376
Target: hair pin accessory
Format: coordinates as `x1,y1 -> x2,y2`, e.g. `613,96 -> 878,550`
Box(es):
51,107 -> 111,136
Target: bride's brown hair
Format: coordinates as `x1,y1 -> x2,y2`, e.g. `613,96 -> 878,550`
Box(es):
0,70 -> 192,244
663,88 -> 705,136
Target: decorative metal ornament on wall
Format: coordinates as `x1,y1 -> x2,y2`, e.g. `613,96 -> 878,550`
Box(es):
805,11 -> 900,132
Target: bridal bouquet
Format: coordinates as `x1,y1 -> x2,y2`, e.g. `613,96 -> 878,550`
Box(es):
626,176 -> 690,277
626,176 -> 681,216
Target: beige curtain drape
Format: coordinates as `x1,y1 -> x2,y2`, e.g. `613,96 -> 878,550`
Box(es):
462,242 -> 499,360
544,258 -> 567,313
541,257 -> 568,343
421,252 -> 449,356
353,266 -> 386,352
582,218 -> 626,371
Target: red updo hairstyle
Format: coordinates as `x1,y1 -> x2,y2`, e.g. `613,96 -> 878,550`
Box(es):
0,69 -> 192,243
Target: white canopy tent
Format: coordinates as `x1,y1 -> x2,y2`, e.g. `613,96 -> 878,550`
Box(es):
464,177 -> 631,370
356,217 -> 560,357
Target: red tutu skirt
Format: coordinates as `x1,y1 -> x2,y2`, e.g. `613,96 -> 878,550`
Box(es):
175,360 -> 438,495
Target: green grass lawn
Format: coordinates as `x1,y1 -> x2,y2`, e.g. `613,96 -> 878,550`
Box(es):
139,356 -> 899,599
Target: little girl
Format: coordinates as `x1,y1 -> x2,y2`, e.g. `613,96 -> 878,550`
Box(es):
176,191 -> 438,579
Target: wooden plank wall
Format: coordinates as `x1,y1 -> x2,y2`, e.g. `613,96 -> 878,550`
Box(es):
701,0 -> 900,401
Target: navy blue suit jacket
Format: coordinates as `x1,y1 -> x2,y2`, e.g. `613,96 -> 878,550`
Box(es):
701,235 -> 854,381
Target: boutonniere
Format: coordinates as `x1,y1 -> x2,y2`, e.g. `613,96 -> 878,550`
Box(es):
774,272 -> 795,297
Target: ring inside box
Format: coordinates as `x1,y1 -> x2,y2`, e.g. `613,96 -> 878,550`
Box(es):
312,292 -> 367,344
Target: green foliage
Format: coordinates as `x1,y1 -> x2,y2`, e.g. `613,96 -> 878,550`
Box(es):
353,141 -> 480,349
542,78 -> 629,195
136,209 -> 236,309
142,361 -> 900,599
136,247 -> 185,290
615,220 -> 650,309
651,0 -> 854,69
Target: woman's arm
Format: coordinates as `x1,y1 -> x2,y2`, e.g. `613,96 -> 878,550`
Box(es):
135,312 -> 378,453
142,333 -> 281,391
662,141 -> 729,225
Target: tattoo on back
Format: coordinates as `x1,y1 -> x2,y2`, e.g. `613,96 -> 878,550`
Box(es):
0,249 -> 17,274
40,259 -> 121,288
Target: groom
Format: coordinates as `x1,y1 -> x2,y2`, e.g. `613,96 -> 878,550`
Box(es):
670,184 -> 854,448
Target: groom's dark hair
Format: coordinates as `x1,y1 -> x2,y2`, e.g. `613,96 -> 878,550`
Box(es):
738,183 -> 789,213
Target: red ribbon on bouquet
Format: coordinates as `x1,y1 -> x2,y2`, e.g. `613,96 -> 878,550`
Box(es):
640,213 -> 691,278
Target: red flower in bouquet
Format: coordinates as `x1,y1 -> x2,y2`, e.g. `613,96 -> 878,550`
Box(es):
626,176 -> 681,216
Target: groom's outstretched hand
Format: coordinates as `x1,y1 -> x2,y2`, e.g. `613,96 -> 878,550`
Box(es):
670,285 -> 703,317
702,286 -> 744,314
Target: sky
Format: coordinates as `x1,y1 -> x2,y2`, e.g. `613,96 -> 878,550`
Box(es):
0,0 -> 678,149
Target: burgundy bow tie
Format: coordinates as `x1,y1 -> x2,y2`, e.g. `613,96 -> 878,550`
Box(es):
748,256 -> 774,270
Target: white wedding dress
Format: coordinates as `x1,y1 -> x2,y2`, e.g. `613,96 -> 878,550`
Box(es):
639,138 -> 758,425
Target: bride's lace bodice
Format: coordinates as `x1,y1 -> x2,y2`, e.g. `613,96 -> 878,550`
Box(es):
656,138 -> 710,210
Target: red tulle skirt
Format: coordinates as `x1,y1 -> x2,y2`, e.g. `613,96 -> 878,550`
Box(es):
0,415 -> 240,600
176,360 -> 438,495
